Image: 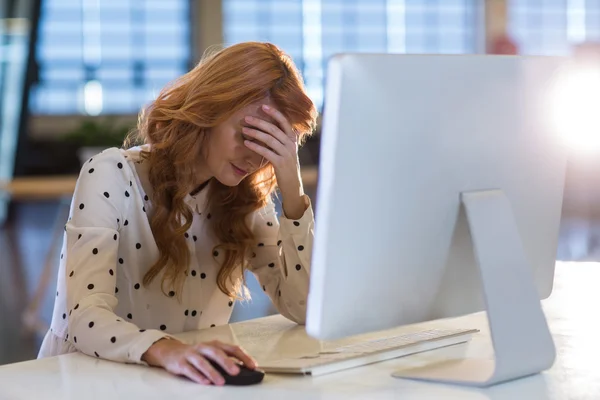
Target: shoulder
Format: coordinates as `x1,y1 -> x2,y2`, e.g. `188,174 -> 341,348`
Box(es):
78,146 -> 148,178
71,148 -> 135,226
82,145 -> 149,166
76,147 -> 135,187
120,145 -> 148,163
83,147 -> 129,167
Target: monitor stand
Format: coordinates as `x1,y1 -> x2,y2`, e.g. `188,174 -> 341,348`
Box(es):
392,189 -> 556,387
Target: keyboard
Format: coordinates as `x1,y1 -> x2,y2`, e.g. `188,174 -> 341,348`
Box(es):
333,329 -> 466,353
259,328 -> 478,376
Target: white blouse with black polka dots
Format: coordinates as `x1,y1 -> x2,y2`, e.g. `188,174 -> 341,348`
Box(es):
38,146 -> 313,364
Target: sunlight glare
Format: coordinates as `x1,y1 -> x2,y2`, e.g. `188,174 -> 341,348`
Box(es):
550,66 -> 600,154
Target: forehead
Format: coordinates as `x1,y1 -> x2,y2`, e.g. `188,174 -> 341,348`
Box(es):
230,101 -> 277,127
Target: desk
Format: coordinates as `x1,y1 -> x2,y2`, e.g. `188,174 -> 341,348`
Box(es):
2,265 -> 596,399
0,175 -> 77,201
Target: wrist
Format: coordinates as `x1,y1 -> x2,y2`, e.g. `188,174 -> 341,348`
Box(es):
142,337 -> 177,367
282,194 -> 308,220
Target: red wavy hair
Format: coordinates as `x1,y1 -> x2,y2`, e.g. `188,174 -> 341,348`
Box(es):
126,42 -> 317,299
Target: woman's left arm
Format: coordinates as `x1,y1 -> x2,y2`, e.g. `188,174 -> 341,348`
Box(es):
246,200 -> 314,324
242,104 -> 315,324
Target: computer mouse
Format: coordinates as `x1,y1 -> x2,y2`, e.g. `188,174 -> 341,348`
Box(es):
206,358 -> 265,386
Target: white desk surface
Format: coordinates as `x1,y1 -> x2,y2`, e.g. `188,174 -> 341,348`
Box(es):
1,262 -> 598,400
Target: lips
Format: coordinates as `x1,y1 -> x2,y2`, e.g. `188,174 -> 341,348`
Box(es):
231,163 -> 248,176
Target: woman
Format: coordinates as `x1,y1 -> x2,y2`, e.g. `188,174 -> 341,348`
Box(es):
38,42 -> 318,386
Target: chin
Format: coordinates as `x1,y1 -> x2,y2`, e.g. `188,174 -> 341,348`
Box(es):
215,174 -> 245,187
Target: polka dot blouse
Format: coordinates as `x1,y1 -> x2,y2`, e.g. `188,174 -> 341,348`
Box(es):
38,146 -> 314,365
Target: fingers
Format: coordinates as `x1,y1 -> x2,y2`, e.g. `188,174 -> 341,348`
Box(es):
177,361 -> 212,385
197,344 -> 240,376
260,104 -> 296,142
186,352 -> 226,386
161,342 -> 256,386
244,115 -> 290,147
244,140 -> 282,166
212,341 -> 258,370
242,127 -> 287,156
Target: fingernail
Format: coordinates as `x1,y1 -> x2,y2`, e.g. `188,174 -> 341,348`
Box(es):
245,116 -> 253,122
262,104 -> 270,110
231,364 -> 240,375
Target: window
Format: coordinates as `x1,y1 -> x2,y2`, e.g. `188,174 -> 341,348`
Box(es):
586,0 -> 600,40
223,0 -> 307,94
508,0 -> 600,55
224,0 -> 475,109
30,0 -> 191,115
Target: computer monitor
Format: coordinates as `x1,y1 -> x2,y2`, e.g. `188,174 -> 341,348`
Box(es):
306,54 -> 569,387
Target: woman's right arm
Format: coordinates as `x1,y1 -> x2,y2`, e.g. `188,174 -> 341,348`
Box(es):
66,149 -> 257,384
65,149 -> 171,364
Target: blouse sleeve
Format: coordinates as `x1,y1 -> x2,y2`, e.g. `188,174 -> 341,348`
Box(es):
247,195 -> 314,324
65,149 -> 172,364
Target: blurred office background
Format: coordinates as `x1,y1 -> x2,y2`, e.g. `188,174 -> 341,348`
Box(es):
2,0 -> 600,365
